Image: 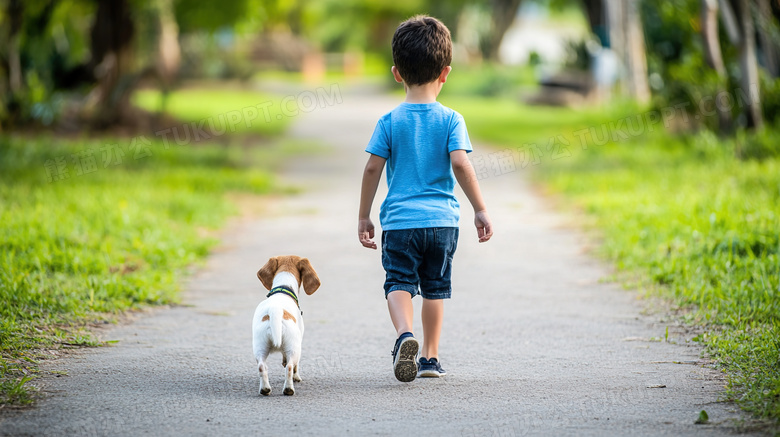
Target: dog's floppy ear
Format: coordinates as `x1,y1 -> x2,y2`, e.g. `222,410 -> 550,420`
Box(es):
257,257 -> 278,291
297,258 -> 321,295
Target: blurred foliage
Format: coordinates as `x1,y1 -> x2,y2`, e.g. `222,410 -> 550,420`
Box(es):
306,0 -> 424,52
642,0 -> 780,132
132,87 -> 293,136
174,0 -> 255,33
759,69 -> 780,128
176,32 -> 256,80
3,0 -> 779,130
0,0 -> 95,126
736,120 -> 780,160
0,0 -> 465,126
440,64 -> 538,97
562,38 -> 591,71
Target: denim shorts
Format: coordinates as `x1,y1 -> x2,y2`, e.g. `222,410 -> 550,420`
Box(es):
381,227 -> 459,300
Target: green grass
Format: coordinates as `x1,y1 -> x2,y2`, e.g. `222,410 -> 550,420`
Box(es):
439,64 -> 540,98
133,87 -> 295,136
448,96 -> 780,427
441,96 -> 630,143
0,133 -> 316,406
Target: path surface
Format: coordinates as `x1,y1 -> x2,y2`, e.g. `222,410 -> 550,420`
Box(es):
1,86 -> 755,436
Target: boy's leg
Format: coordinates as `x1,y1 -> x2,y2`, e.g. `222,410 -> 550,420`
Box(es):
387,290 -> 414,336
382,229 -> 421,335
418,228 -> 458,363
421,298 -> 443,358
382,229 -> 423,382
388,290 -> 420,382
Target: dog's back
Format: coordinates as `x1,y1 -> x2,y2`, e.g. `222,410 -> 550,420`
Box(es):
266,306 -> 283,348
252,299 -> 302,352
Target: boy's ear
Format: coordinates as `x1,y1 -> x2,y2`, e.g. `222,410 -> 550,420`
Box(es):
391,66 -> 404,83
439,66 -> 452,83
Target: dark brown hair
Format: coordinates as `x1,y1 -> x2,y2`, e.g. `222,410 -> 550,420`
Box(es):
391,15 -> 452,86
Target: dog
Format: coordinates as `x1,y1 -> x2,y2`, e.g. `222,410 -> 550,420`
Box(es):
253,255 -> 321,396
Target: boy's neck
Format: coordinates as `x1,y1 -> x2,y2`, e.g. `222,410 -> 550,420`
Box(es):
403,82 -> 442,104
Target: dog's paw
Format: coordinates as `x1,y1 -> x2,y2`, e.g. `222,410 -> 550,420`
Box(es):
283,387 -> 295,396
260,387 -> 271,396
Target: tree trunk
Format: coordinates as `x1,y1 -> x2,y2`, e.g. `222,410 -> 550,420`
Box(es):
622,0 -> 650,103
581,0 -> 608,46
701,0 -> 733,131
603,0 -> 650,103
756,0 -> 778,77
153,0 -> 180,116
718,0 -> 741,44
6,0 -> 24,95
481,0 -> 523,61
730,0 -> 764,129
155,0 -> 180,85
90,0 -> 136,127
702,0 -> 727,75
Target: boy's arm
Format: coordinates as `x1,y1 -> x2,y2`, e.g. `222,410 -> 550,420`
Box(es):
450,149 -> 493,243
358,154 -> 386,249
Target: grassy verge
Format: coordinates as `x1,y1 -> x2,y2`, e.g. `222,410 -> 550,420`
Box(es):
133,87 -> 293,136
445,96 -> 780,426
0,131 -> 316,406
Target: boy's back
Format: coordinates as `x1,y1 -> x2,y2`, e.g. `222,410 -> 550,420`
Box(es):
358,14 -> 492,383
366,102 -> 472,230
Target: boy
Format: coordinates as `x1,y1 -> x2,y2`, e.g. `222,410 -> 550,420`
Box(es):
358,15 -> 493,382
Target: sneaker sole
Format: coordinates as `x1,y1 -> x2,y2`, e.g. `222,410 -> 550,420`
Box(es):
393,337 -> 419,382
417,369 -> 446,378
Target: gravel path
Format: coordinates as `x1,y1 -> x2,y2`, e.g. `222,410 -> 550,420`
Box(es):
0,87 -> 755,436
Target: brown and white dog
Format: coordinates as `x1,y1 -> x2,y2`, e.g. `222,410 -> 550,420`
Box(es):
253,255 -> 321,396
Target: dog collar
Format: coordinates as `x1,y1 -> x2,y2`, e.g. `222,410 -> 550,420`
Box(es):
267,285 -> 300,310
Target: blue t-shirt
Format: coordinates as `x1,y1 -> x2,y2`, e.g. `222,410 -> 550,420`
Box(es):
365,102 -> 472,231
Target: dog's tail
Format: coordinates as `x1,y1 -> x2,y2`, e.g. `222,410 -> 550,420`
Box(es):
268,307 -> 284,348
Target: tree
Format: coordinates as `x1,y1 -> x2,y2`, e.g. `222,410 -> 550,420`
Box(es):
1,0 -> 66,127
152,0 -> 181,115
618,0 -> 650,103
89,0 -> 136,127
580,0 -> 650,103
756,0 -> 779,77
480,0 -> 523,61
5,0 -> 23,96
581,0 -> 606,44
726,0 -> 764,129
155,0 -> 180,89
700,0 -> 733,131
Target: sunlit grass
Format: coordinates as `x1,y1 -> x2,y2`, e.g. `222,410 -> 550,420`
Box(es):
440,95 -> 635,144
456,96 -> 780,424
133,87 -> 293,136
439,64 -> 540,98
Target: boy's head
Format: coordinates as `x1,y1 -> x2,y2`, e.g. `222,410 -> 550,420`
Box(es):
392,15 -> 452,86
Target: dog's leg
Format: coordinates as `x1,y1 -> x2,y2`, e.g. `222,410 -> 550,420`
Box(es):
293,362 -> 302,383
256,349 -> 272,396
282,350 -> 300,396
258,361 -> 271,396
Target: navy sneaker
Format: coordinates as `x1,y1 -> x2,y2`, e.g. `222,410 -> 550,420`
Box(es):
391,332 -> 419,382
417,357 -> 447,377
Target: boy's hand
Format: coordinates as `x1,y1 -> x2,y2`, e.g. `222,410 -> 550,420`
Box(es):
475,210 -> 493,243
358,218 -> 377,249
